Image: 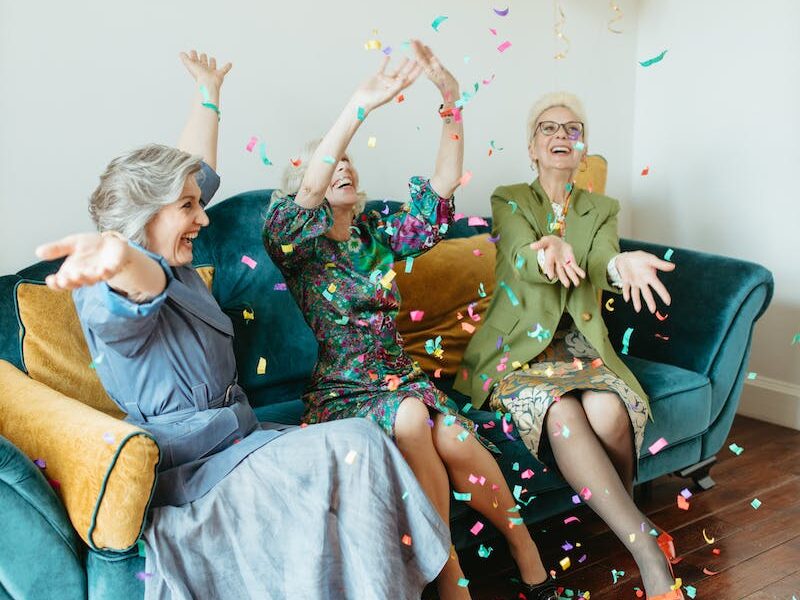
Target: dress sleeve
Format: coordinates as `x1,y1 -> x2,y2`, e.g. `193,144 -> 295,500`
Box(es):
196,162 -> 221,207
262,193 -> 334,271
72,242 -> 173,358
369,176 -> 454,259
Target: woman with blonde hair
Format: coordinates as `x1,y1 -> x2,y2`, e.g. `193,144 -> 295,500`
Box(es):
457,91 -> 682,600
264,42 -> 557,600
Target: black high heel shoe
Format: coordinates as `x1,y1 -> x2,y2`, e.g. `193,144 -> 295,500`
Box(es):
511,571 -> 559,600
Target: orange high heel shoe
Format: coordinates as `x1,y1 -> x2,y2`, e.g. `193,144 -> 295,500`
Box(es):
657,531 -> 677,563
649,591 -> 684,600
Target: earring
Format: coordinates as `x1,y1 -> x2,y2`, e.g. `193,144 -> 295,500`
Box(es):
579,157 -> 588,172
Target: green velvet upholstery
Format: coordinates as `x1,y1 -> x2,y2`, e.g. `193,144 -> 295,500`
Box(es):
0,190 -> 773,596
0,435 -> 86,599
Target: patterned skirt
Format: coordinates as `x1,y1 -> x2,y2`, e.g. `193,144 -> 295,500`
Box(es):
490,325 -> 648,472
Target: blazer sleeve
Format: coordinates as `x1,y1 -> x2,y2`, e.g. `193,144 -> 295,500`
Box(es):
586,197 -> 622,293
491,188 -> 558,286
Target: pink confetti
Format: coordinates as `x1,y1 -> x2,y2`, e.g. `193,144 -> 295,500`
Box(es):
453,107 -> 463,123
497,41 -> 512,53
482,421 -> 496,429
489,28 -> 497,36
470,521 -> 485,535
472,249 -> 483,256
467,302 -> 481,321
245,136 -> 258,152
410,310 -> 425,322
241,255 -> 257,269
273,283 -> 287,291
580,487 -> 592,501
648,437 -> 669,455
482,74 -> 496,85
460,171 -> 473,187
461,322 -> 476,334
454,212 -> 466,221
468,474 -> 479,484
521,469 -> 534,479
468,216 -> 488,227
564,516 -> 581,525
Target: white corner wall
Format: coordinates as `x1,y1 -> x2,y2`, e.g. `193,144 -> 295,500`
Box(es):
631,0 -> 800,428
0,0 -> 639,274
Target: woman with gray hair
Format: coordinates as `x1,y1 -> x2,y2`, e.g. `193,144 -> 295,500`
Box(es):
36,51 -> 452,599
458,91 -> 682,600
264,41 -> 556,600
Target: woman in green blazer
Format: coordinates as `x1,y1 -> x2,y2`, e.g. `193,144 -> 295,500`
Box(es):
456,92 -> 682,600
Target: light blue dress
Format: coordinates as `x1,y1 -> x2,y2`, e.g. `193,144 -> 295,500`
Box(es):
72,164 -> 450,599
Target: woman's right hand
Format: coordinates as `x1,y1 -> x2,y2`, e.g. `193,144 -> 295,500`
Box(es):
530,235 -> 586,287
36,233 -> 130,291
353,55 -> 422,115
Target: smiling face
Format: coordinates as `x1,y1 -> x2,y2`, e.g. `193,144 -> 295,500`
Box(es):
325,156 -> 360,210
528,105 -> 587,175
144,175 -> 209,266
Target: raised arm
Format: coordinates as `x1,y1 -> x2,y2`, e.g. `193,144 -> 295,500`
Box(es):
176,50 -> 232,171
294,53 -> 422,209
412,41 -> 463,198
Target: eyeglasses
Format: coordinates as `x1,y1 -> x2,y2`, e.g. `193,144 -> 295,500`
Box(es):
535,121 -> 584,140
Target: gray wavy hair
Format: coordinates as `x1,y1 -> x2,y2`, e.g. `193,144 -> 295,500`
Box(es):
274,138 -> 367,215
526,91 -> 589,145
89,144 -> 203,246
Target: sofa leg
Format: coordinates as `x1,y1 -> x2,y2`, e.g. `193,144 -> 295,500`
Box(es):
674,456 -> 717,491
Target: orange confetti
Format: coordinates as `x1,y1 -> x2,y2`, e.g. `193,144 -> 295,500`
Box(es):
401,534 -> 412,546
434,368 -> 442,378
641,166 -> 650,176
290,158 -> 302,167
461,322 -> 476,334
702,567 -> 720,576
677,495 -> 690,511
396,94 -> 405,103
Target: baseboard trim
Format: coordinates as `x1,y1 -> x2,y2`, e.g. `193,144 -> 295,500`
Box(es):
738,377 -> 800,430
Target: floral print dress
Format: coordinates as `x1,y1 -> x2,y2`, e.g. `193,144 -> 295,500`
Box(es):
264,177 -> 493,450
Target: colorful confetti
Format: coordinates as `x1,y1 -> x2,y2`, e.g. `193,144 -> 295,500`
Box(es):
431,15 -> 448,31
454,491 -> 472,501
497,41 -> 512,53
751,498 -> 762,509
664,248 -> 674,261
648,437 -> 669,455
729,442 -> 744,455
345,450 -> 358,464
493,7 -> 510,16
477,544 -> 493,558
367,136 -> 377,148
640,49 -> 668,67
241,255 -> 257,269
256,357 -> 267,375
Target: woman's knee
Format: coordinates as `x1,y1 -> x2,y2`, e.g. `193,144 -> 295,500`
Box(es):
582,392 -> 629,441
430,413 -> 471,462
394,398 -> 433,449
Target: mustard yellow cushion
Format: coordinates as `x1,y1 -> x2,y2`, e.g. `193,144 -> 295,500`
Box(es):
396,235 -> 497,377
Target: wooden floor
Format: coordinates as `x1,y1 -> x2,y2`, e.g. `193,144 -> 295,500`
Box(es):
453,415 -> 800,600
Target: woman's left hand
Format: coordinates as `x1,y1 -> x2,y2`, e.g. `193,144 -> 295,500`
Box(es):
179,50 -> 232,90
411,40 -> 459,101
615,251 -> 675,313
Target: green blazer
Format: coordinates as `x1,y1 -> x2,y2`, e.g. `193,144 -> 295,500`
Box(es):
454,179 -> 650,416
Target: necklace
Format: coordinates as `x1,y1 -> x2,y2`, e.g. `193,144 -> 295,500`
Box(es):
548,181 -> 575,238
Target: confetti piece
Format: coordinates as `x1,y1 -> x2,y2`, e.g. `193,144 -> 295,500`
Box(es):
574,141 -> 585,152
608,2 -> 624,33
322,155 -> 336,164
664,248 -> 674,261
102,432 -> 115,444
751,498 -> 762,509
135,572 -> 153,581
792,333 -> 800,345
478,544 -> 493,558
289,157 -> 302,167
356,106 -> 366,121
345,450 -> 358,464
684,585 -> 697,599
671,579 -> 683,591
243,308 -> 255,321
553,1 -> 570,59
457,578 -> 469,588
702,528 -> 715,544
460,171 -> 473,187
256,357 -> 267,375
273,283 -> 287,291
434,368 -> 442,378
611,569 -> 625,584
396,94 -> 405,103
432,15 -> 448,31
34,458 -> 46,469
508,517 -> 524,525
521,469 -> 534,479
467,302 -> 481,321
562,541 -> 574,551
641,166 -> 650,176
564,516 -> 581,525
702,567 -> 720,576
677,495 -> 690,511
137,540 -> 146,557
572,494 -> 581,504
747,372 -> 757,380
728,442 -> 744,455
245,136 -> 258,152
478,282 -> 487,298
366,136 -> 377,148
401,534 -> 412,546
468,216 -> 488,227
640,49 -> 668,67
498,281 -> 520,306
497,41 -> 512,53
629,533 -> 636,542
621,326 -> 634,354
258,142 -> 273,166
680,488 -> 693,499
560,556 -> 571,570
493,6 -> 509,16
561,425 -> 571,438
649,437 -> 668,455
461,322 -> 476,334
241,255 -> 257,269
410,310 -> 425,322
580,487 -> 592,501
655,311 -> 669,321
457,430 -> 469,442
454,491 -> 472,501
470,521 -> 484,535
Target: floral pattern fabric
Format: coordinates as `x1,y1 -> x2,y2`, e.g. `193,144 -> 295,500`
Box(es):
264,177 -> 494,451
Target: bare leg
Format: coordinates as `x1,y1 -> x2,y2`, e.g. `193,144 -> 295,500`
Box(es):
545,394 -> 675,596
581,391 -> 635,495
431,413 -> 548,586
394,398 -> 469,600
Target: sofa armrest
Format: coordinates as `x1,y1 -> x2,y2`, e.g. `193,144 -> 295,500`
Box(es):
0,360 -> 160,552
0,435 -> 86,599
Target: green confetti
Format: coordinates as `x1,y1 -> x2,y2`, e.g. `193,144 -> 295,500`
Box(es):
405,257 -> 414,273
431,15 -> 448,31
322,155 -> 336,164
728,443 -> 744,455
457,430 -> 469,442
639,49 -> 668,67
258,142 -> 273,166
357,106 -> 366,121
478,282 -> 487,298
747,372 -> 757,380
512,462 -> 520,471
513,484 -> 534,506
498,281 -> 520,306
477,544 -> 493,558
137,540 -> 146,557
401,490 -> 409,500
461,402 -> 472,414
751,498 -> 762,509
621,327 -> 634,355
508,517 -> 524,525
443,415 -> 456,426
453,491 -> 472,501
684,585 -> 697,599
515,255 -> 526,269
508,200 -> 518,213
664,248 -> 674,261
791,333 -> 800,345
457,577 -> 469,588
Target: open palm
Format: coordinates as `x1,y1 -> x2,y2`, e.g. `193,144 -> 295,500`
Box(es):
354,56 -> 422,113
179,50 -> 232,87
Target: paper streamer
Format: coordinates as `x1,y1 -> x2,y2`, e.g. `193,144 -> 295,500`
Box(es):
553,0 -> 570,60
432,15 -> 448,31
607,1 -> 624,34
258,142 -> 273,166
640,49 -> 668,67
498,281 -> 520,306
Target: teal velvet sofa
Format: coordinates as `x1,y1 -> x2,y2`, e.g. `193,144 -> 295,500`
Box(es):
0,190 -> 773,599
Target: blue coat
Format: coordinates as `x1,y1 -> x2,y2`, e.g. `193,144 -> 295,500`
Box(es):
73,164 -> 286,507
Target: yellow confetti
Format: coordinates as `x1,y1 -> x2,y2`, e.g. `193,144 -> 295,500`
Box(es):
380,269 -> 396,289
364,39 -> 382,50
281,244 -> 294,254
345,450 -> 358,464
702,528 -> 715,544
671,578 -> 682,591
256,357 -> 267,375
367,136 -> 377,148
559,556 -> 571,571
243,308 -> 255,321
629,533 -> 636,543
605,297 -> 615,311
327,283 -> 337,293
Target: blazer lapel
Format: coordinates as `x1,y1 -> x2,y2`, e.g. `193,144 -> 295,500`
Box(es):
167,267 -> 235,336
520,180 -> 552,236
564,188 -> 598,267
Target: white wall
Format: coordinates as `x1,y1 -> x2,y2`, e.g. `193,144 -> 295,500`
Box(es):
0,0 -> 640,273
631,0 -> 800,427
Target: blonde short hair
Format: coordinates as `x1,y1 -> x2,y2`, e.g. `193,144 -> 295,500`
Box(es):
275,138 -> 367,215
526,91 -> 588,145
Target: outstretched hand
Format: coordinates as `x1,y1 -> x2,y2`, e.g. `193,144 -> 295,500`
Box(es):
615,250 -> 675,312
179,50 -> 232,89
530,236 -> 586,288
36,233 -> 129,291
411,40 -> 459,101
354,55 -> 422,115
